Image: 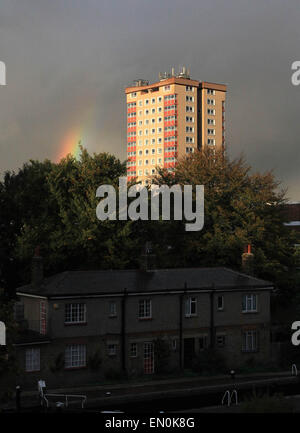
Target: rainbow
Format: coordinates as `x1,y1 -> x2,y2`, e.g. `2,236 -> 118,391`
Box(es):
56,127 -> 83,162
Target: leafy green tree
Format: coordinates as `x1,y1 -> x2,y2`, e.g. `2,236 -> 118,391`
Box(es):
151,148 -> 297,297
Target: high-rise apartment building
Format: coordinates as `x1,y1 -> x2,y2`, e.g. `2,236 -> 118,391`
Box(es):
125,67 -> 227,184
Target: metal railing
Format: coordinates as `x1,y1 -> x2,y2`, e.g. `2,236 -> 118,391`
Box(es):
38,380 -> 87,409
292,364 -> 298,376
221,389 -> 238,407
41,393 -> 87,409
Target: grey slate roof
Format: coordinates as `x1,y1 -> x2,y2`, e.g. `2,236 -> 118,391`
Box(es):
17,267 -> 273,298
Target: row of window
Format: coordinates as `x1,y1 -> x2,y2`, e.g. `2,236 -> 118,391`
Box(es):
138,128 -> 162,136
164,105 -> 177,112
138,107 -> 163,116
164,94 -> 176,101
127,102 -> 136,108
138,159 -> 163,166
137,148 -> 163,156
63,295 -> 257,325
26,327 -> 258,372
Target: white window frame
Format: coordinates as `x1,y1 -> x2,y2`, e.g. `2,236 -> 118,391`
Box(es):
185,297 -> 197,317
242,294 -> 257,313
65,303 -> 86,324
242,330 -> 258,352
139,299 -> 152,319
217,295 -> 224,311
65,344 -> 86,368
25,348 -> 40,372
109,301 -> 117,317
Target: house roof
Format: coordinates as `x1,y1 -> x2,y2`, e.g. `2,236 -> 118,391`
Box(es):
17,267 -> 273,299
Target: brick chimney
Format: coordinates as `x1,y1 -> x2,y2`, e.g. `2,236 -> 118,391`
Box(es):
242,244 -> 254,275
31,246 -> 44,288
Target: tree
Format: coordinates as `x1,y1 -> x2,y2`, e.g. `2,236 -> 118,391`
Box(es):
150,148 -> 297,297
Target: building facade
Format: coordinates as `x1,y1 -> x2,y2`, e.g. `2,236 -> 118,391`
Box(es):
125,67 -> 227,184
14,258 -> 272,390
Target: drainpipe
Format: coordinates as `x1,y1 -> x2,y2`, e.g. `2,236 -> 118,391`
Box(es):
179,283 -> 187,371
210,284 -> 216,349
121,288 -> 127,373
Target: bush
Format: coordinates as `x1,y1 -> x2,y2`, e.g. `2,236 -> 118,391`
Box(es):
190,349 -> 227,375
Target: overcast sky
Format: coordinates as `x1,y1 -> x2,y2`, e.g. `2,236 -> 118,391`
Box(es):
0,0 -> 299,200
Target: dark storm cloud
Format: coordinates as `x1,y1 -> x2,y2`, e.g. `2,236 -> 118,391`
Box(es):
0,0 -> 299,199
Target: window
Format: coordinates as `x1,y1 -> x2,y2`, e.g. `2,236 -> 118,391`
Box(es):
151,159 -> 155,165
145,159 -> 149,165
145,99 -> 149,105
40,301 -> 47,335
138,170 -> 142,176
207,129 -> 215,135
207,118 -> 215,125
131,92 -> 137,97
185,96 -> 194,102
164,85 -> 170,91
208,139 -> 215,145
207,108 -> 215,115
151,108 -> 155,114
151,98 -> 155,104
158,96 -> 162,103
145,110 -> 149,115
158,107 -> 162,113
158,158 -> 162,164
151,128 -> 155,134
185,297 -> 197,317
25,348 -> 40,372
138,160 -> 142,166
172,339 -> 177,351
242,294 -> 257,312
138,120 -> 142,126
65,303 -> 86,324
186,147 -> 194,153
151,118 -> 155,124
186,136 -> 194,143
216,335 -> 226,347
157,148 -> 162,154
186,85 -> 194,92
217,295 -> 224,311
65,344 -> 86,368
139,299 -> 152,319
151,148 -> 155,154
158,117 -> 162,122
186,116 -> 194,122
199,335 -> 208,351
151,138 -> 155,144
207,89 -> 215,95
207,98 -> 215,105
130,343 -> 138,357
145,119 -> 149,125
138,100 -> 143,106
109,301 -> 117,317
107,344 -> 117,356
186,126 -> 194,133
145,149 -> 149,155
186,106 -> 194,112
242,330 -> 258,352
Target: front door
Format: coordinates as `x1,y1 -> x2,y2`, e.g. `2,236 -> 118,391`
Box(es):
144,342 -> 154,374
